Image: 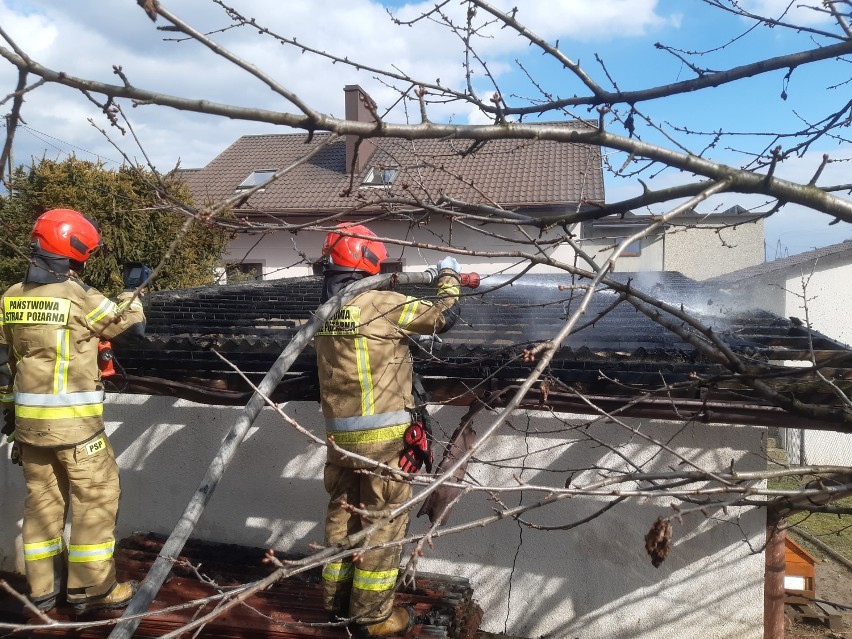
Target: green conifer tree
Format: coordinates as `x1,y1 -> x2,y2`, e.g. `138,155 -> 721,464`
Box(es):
0,156 -> 231,294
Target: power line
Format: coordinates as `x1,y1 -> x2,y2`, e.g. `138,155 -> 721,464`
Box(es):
4,121 -> 122,165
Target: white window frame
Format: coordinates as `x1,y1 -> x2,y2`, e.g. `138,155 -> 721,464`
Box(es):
236,169 -> 277,192
361,166 -> 398,187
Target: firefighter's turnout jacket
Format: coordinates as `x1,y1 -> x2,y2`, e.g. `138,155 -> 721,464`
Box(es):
315,270 -> 460,622
0,277 -> 145,606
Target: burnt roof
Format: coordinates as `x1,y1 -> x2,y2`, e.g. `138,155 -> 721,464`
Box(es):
112,272 -> 852,425
180,121 -> 604,214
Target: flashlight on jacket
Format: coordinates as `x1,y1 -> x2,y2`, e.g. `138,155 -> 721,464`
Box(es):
98,341 -> 116,378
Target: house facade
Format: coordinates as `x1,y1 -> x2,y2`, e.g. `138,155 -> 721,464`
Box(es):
180,86 -> 765,285
581,206 -> 765,279
179,84 -> 606,282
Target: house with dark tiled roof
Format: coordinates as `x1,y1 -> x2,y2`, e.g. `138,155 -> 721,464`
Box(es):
179,85 -> 606,282
179,87 -> 765,284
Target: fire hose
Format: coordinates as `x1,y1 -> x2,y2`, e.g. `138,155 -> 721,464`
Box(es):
109,268 -> 479,639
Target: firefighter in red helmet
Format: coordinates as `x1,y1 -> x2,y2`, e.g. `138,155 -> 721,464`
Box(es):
0,208 -> 146,615
315,223 -> 461,637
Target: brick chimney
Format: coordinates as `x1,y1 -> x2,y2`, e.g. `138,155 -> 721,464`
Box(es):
344,85 -> 378,175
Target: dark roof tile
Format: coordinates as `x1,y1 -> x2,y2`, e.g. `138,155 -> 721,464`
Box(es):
182,122 -> 604,213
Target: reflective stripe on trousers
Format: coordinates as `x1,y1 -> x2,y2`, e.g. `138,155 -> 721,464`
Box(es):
21,437 -> 120,602
68,540 -> 115,563
24,537 -> 63,562
322,560 -> 354,583
353,567 -> 398,592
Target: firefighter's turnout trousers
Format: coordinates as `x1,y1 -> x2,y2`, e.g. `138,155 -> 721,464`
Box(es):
323,449 -> 412,622
1,279 -> 145,605
21,436 -> 120,603
315,271 -> 459,623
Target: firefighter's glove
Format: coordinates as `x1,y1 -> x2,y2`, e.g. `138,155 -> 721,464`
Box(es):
1,403 -> 14,438
10,440 -> 21,466
399,422 -> 432,474
436,256 -> 461,278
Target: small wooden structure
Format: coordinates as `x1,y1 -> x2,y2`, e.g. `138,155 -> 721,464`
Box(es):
783,536 -> 845,633
784,536 -> 816,601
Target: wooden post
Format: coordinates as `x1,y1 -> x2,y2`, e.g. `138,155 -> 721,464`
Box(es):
764,509 -> 786,639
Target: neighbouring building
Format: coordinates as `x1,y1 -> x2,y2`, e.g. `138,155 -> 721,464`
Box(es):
178,84 -> 605,281
178,85 -> 762,284
582,206 -> 765,279
710,241 -> 852,467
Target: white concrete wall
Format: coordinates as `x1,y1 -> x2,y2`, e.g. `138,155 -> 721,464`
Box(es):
782,260 -> 852,465
799,427 -> 852,466
777,257 -> 852,465
0,396 -> 766,638
664,219 -> 765,280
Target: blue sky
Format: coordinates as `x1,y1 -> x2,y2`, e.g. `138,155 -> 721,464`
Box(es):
1,0 -> 850,258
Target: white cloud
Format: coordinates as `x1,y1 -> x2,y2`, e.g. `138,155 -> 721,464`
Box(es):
493,0 -> 676,42
738,0 -> 833,26
0,0 -> 678,169
0,4 -> 58,55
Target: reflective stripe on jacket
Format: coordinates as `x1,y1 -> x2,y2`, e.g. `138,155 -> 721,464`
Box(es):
0,279 -> 145,447
315,272 -> 459,447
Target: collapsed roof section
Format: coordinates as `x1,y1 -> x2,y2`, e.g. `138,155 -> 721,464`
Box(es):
112,272 -> 852,430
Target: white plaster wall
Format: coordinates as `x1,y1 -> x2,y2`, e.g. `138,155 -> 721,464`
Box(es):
0,397 -> 766,638
664,219 -> 765,280
799,428 -> 852,466
783,259 -> 852,347
782,258 -> 852,465
224,218 -> 764,283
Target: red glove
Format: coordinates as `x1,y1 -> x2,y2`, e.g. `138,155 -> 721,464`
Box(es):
399,422 -> 431,474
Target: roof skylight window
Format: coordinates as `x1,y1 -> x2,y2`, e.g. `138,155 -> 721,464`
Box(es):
361,166 -> 398,187
236,169 -> 277,191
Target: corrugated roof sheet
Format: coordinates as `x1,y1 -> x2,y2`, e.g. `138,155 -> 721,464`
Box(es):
111,272 -> 852,408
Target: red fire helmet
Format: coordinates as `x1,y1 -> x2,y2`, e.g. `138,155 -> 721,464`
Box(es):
322,223 -> 388,275
31,208 -> 102,262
